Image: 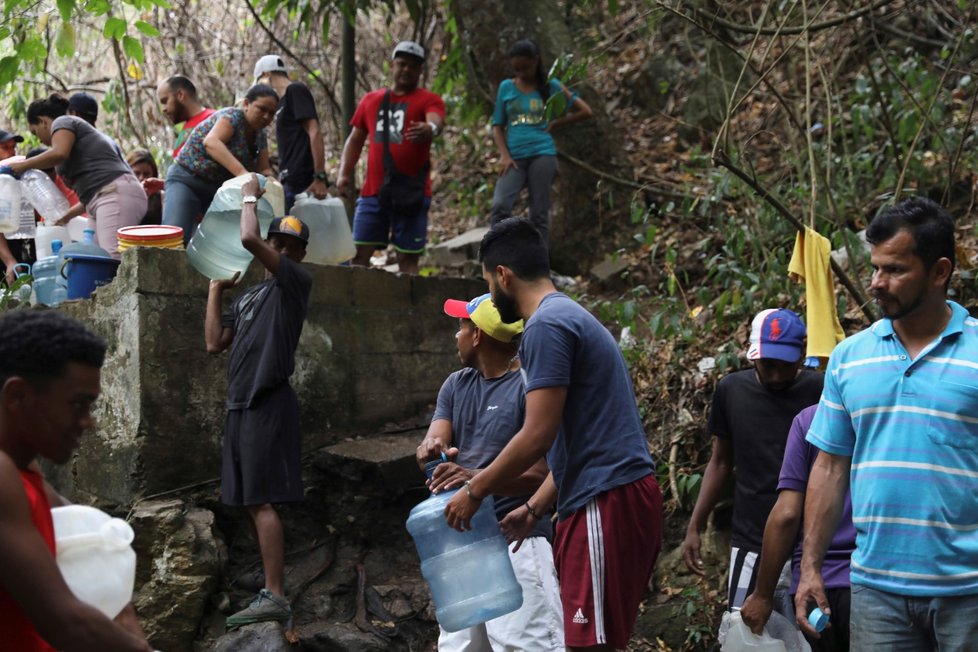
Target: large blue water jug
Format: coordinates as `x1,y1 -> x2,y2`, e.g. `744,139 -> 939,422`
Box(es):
33,240 -> 65,306
186,174 -> 277,280
406,462 -> 523,632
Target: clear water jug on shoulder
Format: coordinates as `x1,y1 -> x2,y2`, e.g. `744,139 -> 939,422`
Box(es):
186,173 -> 277,280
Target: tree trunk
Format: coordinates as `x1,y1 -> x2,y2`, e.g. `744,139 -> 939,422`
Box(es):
449,0 -> 633,275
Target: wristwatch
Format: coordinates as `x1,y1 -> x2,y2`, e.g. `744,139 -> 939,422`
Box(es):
242,195 -> 258,205
427,121 -> 440,137
314,171 -> 328,182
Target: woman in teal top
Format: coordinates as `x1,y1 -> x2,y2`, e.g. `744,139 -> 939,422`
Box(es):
490,40 -> 592,250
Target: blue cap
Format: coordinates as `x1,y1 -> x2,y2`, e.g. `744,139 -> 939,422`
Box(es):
747,308 -> 806,362
808,607 -> 828,632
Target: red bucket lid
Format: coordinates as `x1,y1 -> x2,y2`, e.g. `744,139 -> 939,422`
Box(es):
117,225 -> 184,242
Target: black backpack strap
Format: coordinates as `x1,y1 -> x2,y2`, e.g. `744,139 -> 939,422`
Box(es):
381,89 -> 396,174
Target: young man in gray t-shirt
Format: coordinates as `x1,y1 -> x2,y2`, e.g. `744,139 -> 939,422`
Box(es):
417,292 -> 563,651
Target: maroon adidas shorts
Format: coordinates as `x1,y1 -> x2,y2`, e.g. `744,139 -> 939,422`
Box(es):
553,473 -> 663,648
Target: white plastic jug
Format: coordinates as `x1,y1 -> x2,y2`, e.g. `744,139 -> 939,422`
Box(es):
20,169 -> 70,221
721,611 -> 788,652
35,220 -> 70,260
0,174 -> 22,234
67,216 -> 92,242
51,505 -> 137,619
291,193 -> 356,265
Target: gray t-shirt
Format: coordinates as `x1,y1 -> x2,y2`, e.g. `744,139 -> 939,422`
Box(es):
221,254 -> 312,410
433,366 -> 551,541
520,292 -> 654,517
51,115 -> 133,204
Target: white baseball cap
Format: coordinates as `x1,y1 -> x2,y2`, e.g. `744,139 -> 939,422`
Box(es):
392,41 -> 425,62
254,54 -> 288,81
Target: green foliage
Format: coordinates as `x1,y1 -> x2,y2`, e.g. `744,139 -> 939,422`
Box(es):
0,273 -> 32,311
0,0 -> 166,89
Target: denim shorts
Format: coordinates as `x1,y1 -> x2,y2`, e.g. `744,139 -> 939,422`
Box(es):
351,195 -> 430,254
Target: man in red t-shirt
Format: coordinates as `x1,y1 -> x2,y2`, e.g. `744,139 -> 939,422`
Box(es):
0,311 -> 153,652
337,40 -> 445,275
157,75 -> 216,158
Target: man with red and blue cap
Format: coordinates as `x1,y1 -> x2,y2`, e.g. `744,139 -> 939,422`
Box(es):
204,173 -> 311,630
682,308 -> 824,620
417,292 -> 564,651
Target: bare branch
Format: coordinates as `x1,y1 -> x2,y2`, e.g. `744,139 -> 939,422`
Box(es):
690,0 -> 898,36
713,149 -> 877,323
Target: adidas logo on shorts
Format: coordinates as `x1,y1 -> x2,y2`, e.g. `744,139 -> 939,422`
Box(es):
573,608 -> 588,624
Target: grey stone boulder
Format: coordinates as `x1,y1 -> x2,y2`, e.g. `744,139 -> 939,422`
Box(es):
428,227 -> 489,267
211,621 -> 290,652
130,499 -> 226,651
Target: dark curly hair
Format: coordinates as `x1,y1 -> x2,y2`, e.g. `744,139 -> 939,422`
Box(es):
26,94 -> 69,125
0,311 -> 106,386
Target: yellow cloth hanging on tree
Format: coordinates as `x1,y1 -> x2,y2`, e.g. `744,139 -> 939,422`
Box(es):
788,227 -> 845,361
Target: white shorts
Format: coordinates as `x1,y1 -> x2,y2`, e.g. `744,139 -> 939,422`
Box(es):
438,536 -> 564,652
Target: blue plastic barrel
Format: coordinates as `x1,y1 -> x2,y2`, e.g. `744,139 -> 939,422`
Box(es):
406,462 -> 523,632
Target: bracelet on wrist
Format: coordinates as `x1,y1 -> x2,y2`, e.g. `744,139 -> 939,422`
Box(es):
463,480 -> 482,501
525,502 -> 542,520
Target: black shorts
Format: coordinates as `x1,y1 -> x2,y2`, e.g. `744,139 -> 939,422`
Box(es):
221,384 -> 304,506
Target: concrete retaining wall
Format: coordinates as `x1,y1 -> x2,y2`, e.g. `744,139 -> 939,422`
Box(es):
45,248 -> 484,505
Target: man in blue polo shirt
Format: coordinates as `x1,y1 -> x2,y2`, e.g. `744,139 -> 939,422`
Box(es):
795,197 -> 978,649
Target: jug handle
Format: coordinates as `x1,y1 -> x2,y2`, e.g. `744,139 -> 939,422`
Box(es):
57,518 -> 135,551
13,262 -> 31,278
60,259 -> 70,279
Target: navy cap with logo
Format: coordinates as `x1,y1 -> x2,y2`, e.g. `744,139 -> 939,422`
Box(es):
0,129 -> 23,144
746,308 -> 806,362
267,215 -> 309,243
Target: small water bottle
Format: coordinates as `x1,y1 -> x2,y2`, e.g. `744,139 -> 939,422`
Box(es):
808,607 -> 828,633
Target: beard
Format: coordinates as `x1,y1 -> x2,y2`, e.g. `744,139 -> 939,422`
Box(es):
872,288 -> 926,321
493,287 -> 521,324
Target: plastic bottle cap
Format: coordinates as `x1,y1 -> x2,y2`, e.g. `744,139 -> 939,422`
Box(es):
808,607 -> 828,632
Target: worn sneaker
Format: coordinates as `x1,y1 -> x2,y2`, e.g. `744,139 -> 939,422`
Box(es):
226,589 -> 292,630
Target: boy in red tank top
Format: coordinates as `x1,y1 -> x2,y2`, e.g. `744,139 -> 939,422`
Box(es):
0,310 -> 152,651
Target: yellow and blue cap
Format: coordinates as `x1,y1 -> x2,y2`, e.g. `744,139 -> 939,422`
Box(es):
268,215 -> 309,243
443,293 -> 523,344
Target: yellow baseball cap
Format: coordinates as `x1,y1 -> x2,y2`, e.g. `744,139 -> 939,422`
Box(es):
443,293 -> 523,343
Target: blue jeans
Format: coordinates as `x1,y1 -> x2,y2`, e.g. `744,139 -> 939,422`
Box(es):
161,163 -> 222,245
850,584 -> 978,651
